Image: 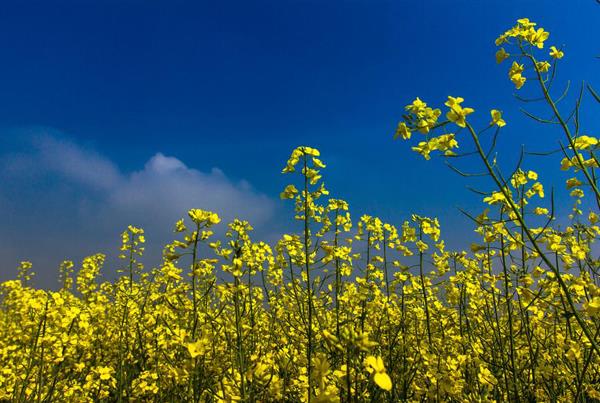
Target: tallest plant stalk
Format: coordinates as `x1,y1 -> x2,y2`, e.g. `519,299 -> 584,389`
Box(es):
280,146 -> 326,401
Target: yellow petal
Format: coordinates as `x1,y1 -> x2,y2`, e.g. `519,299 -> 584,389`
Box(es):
374,372 -> 392,391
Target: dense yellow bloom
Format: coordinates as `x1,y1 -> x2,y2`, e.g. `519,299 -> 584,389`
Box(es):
495,18 -> 549,50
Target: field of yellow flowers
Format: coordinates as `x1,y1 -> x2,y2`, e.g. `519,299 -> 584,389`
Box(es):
2,18 -> 600,402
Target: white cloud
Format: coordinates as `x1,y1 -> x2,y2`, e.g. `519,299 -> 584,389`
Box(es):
107,152 -> 274,228
0,132 -> 278,286
1,133 -> 123,191
145,153 -> 187,173
36,135 -> 123,190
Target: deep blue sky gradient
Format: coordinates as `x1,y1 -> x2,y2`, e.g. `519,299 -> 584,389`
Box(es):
1,0 -> 599,282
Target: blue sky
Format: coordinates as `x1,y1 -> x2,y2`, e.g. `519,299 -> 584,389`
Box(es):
1,0 -> 599,285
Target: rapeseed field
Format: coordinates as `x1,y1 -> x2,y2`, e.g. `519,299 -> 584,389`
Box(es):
1,18 -> 599,402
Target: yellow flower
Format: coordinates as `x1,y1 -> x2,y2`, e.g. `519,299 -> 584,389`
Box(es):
365,356 -> 392,391
490,109 -> 506,127
531,182 -> 544,198
405,97 -> 428,114
404,97 -> 442,134
415,240 -> 429,252
527,27 -> 549,49
573,135 -> 598,150
510,170 -> 527,187
549,46 -> 564,59
445,96 -> 474,128
444,96 -> 464,108
532,266 -> 545,278
566,177 -> 582,189
561,157 -> 573,171
174,219 -> 186,232
508,61 -> 526,89
511,73 -> 526,89
280,184 -> 298,200
536,61 -> 551,73
187,340 -> 206,359
496,47 -> 510,64
495,33 -> 509,46
483,191 -> 506,205
97,367 -> 113,381
394,121 -> 411,140
585,297 -> 600,316
188,209 -> 221,226
509,61 -> 524,76
517,18 -> 536,28
478,365 -> 497,386
411,141 -> 433,160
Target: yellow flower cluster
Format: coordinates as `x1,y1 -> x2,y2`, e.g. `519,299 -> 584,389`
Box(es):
495,18 -> 564,90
